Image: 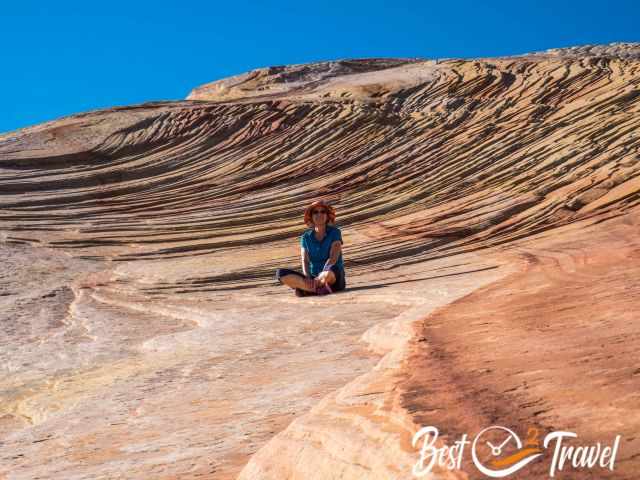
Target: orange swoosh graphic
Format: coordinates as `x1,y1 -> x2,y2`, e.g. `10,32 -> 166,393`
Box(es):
490,448 -> 543,468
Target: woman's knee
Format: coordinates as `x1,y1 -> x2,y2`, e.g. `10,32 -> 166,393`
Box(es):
276,268 -> 302,286
275,268 -> 288,284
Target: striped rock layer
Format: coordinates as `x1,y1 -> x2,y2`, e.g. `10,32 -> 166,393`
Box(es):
1,43 -> 639,479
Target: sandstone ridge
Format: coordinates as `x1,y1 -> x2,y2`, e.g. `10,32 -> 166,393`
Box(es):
1,43 -> 639,479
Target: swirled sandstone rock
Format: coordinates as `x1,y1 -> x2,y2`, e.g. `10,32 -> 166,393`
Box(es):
0,43 -> 639,479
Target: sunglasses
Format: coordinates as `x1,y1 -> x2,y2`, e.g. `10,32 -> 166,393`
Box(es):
312,209 -> 327,215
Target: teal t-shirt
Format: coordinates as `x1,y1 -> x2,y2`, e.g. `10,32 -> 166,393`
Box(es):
300,225 -> 344,276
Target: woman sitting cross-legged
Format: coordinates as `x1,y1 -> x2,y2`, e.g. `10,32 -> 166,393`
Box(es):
275,200 -> 346,296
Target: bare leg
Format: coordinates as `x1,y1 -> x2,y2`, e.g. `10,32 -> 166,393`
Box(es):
280,274 -> 318,292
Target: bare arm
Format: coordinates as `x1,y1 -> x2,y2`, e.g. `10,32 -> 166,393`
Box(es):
301,247 -> 311,277
322,240 -> 342,271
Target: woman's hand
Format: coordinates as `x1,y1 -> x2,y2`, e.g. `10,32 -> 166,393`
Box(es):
316,271 -> 331,285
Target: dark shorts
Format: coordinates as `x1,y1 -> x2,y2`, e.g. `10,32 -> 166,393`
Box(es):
275,266 -> 346,292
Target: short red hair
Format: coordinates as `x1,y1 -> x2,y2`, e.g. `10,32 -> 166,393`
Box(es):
304,200 -> 336,227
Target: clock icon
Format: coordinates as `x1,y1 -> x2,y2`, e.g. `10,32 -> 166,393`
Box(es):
471,426 -> 543,478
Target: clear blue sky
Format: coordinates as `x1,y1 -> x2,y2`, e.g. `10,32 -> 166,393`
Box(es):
2,1 -> 638,134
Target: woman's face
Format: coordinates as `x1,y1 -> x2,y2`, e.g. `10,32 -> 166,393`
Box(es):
311,207 -> 328,226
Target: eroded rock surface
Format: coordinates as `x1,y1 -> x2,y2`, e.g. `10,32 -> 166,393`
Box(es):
1,43 -> 639,479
